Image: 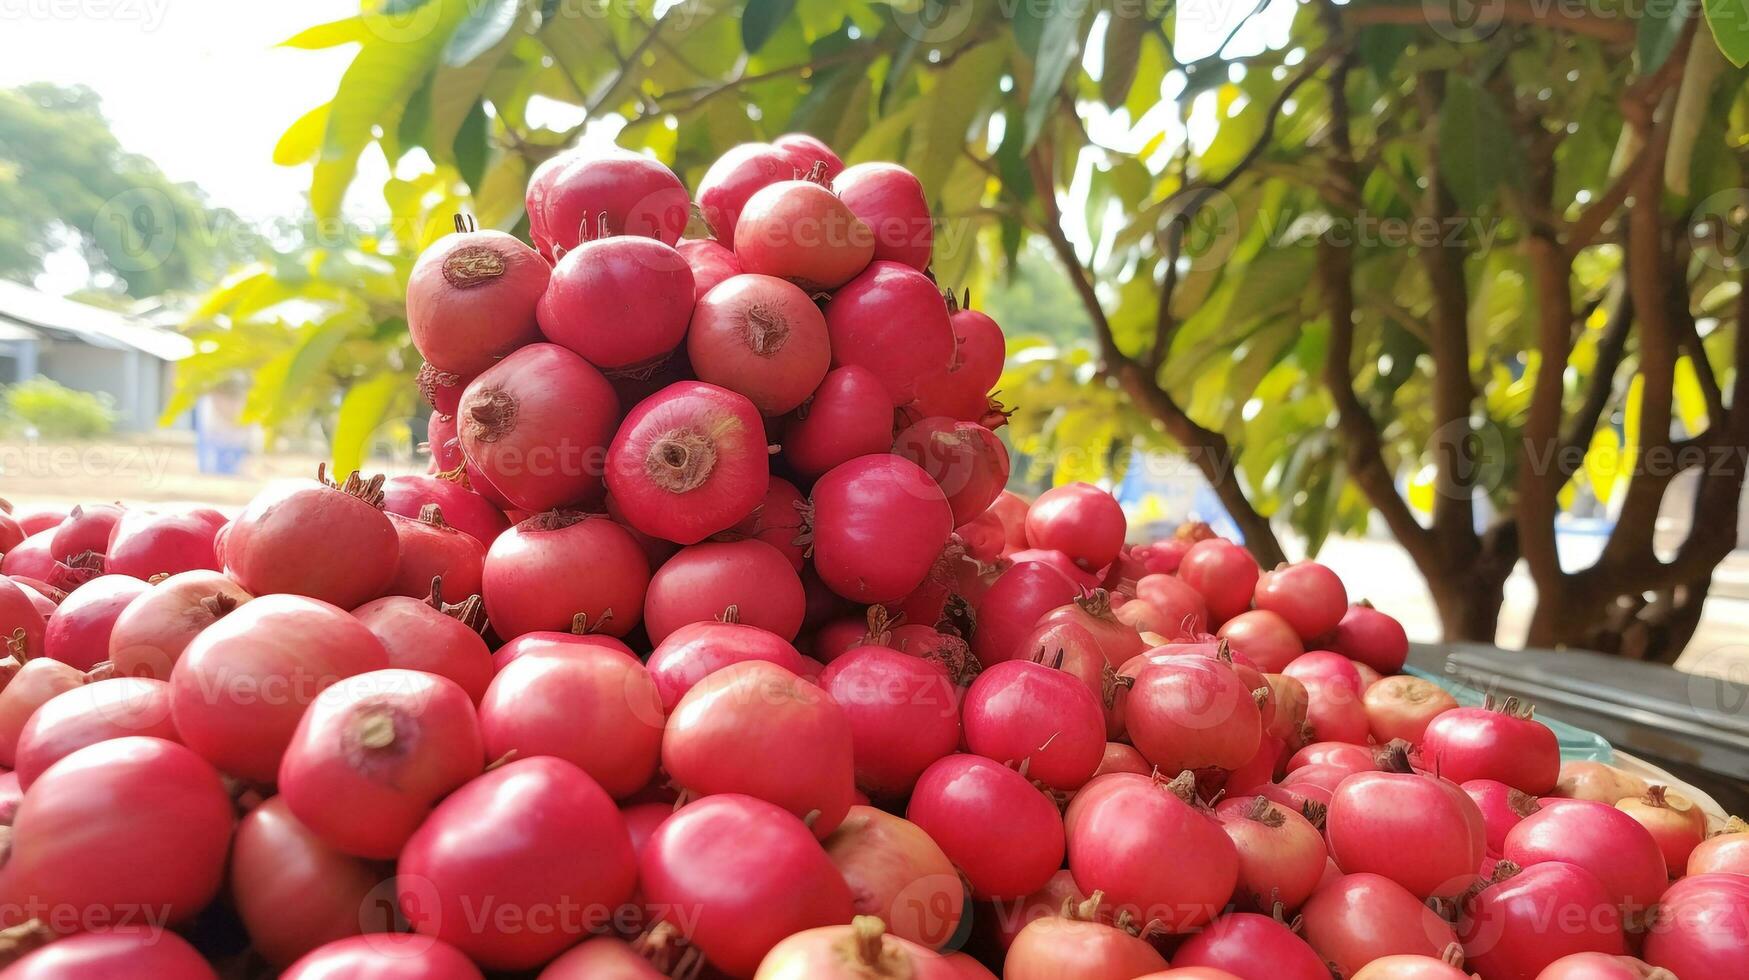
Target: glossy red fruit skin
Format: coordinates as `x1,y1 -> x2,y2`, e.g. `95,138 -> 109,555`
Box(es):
894,416 -> 1011,526
398,757 -> 636,970
457,343 -> 621,512
527,146 -> 690,257
716,476 -> 808,571
1124,657 -> 1263,774
1133,573 -> 1211,638
380,475 -> 509,548
641,793 -> 855,976
281,934 -> 484,980
48,503 -> 124,562
383,509 -> 484,600
107,570 -> 251,680
644,540 -> 805,644
225,474 -> 400,608
351,594 -> 492,704
908,754 -> 1065,900
14,677 -> 179,789
774,132 -> 845,181
539,236 -> 694,371
646,620 -> 806,712
427,412 -> 461,472
1533,953 -> 1673,980
0,928 -> 217,979
8,737 -> 233,926
1003,914 -> 1169,980
834,162 -> 933,270
1642,873 -> 1749,979
170,593 -> 389,783
406,230 -> 547,375
1327,769 -> 1487,900
1176,539 -> 1259,626
697,142 -> 799,239
1419,702 -> 1560,795
823,261 -> 954,404
972,560 -> 1081,667
231,797 -> 390,968
490,630 -> 633,673
1214,795 -> 1328,911
810,455 -> 954,604
782,365 -> 896,478
0,512 -> 21,556
479,647 -> 664,799
103,508 -> 224,580
607,382 -> 771,545
1253,561 -> 1349,639
677,237 -> 743,301
688,274 -> 832,415
1458,861 -> 1624,978
963,659 -> 1106,791
0,531 -> 58,582
663,660 -> 856,836
1298,873 -> 1460,975
481,511 -> 649,639
822,804 -> 965,949
1064,772 -> 1239,933
1329,602 -> 1410,673
1025,483 -> 1127,572
1503,800 -> 1667,914
0,659 -> 87,769
279,669 -> 482,859
1172,911 -> 1332,980
41,573 -> 146,670
735,177 -> 874,291
916,301 -> 1007,423
0,576 -> 47,661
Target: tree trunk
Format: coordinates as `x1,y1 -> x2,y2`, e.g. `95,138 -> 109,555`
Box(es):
1531,572 -> 1713,664
1428,569 -> 1509,644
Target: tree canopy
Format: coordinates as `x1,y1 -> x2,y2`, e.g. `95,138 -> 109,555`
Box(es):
0,84 -> 245,298
177,0 -> 1749,662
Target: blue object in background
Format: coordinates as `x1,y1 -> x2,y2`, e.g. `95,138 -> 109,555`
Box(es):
193,393 -> 249,476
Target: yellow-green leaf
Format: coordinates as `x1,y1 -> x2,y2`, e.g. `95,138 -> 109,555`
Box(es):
274,102 -> 332,167
332,373 -> 408,475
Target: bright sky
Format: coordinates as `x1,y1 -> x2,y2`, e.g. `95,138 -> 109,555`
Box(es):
0,0 -> 367,221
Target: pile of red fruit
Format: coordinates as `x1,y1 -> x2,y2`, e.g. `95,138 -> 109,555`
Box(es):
0,133 -> 1745,979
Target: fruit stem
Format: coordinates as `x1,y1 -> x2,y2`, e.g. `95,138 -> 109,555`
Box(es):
418,503 -> 448,528
850,915 -> 885,965
569,609 -> 614,635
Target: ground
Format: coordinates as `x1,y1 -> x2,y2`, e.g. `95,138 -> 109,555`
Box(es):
5,433 -> 1746,682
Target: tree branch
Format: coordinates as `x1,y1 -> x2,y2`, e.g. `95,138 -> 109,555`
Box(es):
1557,280 -> 1633,460
1314,34 -> 1437,566
1414,72 -> 1480,555
1024,144 -> 1287,567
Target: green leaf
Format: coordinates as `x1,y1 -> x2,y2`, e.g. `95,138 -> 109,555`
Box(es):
281,16 -> 369,50
453,101 -> 489,191
1705,0 -> 1749,67
1640,0 -> 1697,71
311,0 -> 470,218
908,41 -> 1006,198
1018,0 -> 1084,150
1357,24 -> 1411,81
331,373 -> 407,475
444,0 -> 520,66
1438,75 -> 1519,212
743,0 -> 799,53
1101,14 -> 1147,107
274,102 -> 331,166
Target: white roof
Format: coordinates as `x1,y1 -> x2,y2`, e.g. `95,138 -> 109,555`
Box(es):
0,279 -> 193,361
